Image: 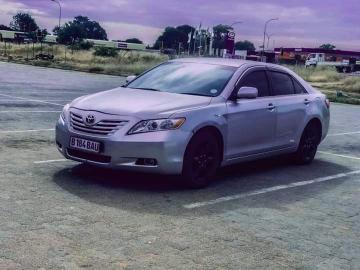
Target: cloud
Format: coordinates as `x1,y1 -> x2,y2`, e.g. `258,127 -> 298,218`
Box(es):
0,0 -> 359,50
102,21 -> 162,44
0,0 -> 45,21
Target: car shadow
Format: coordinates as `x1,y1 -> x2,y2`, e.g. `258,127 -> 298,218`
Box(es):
52,155 -> 350,216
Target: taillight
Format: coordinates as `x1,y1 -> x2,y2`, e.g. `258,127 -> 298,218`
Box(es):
325,98 -> 330,109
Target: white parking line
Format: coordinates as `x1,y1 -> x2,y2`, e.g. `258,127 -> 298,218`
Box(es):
34,159 -> 69,164
0,111 -> 61,113
0,93 -> 63,107
0,128 -> 54,134
183,170 -> 360,209
328,131 -> 360,136
318,151 -> 360,160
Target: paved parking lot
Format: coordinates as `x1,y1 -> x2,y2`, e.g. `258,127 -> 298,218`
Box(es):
1,62 -> 360,270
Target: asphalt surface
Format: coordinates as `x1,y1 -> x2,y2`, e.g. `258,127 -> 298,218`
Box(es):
1,62 -> 360,270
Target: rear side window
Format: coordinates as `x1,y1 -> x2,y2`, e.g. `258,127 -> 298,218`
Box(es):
293,79 -> 307,94
269,71 -> 295,96
240,71 -> 270,97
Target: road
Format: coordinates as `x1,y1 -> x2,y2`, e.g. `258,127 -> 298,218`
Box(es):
0,62 -> 360,270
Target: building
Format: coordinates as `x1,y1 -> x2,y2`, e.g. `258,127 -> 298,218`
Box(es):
274,47 -> 360,64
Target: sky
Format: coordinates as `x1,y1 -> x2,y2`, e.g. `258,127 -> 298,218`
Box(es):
0,0 -> 359,50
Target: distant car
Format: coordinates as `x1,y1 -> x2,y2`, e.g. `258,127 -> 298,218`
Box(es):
56,58 -> 330,188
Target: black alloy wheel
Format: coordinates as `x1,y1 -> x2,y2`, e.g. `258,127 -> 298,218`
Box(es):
293,123 -> 320,164
182,131 -> 221,188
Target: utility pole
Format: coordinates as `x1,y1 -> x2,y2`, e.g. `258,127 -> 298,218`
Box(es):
262,18 -> 278,61
199,31 -> 202,56
50,0 -> 62,29
266,33 -> 275,49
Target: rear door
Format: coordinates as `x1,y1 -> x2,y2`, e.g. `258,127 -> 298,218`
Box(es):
268,69 -> 309,149
225,68 -> 277,158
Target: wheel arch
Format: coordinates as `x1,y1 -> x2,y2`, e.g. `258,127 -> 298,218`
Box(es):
304,117 -> 322,144
188,125 -> 225,163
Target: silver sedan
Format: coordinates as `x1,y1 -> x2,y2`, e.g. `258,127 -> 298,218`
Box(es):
56,58 -> 330,188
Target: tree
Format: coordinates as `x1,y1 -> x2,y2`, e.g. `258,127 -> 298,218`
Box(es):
176,25 -> 195,37
154,27 -> 186,50
320,44 -> 336,50
36,29 -> 48,43
72,16 -> 107,40
0,24 -> 12,31
55,16 -> 107,45
10,12 -> 38,32
125,38 -> 143,44
153,24 -> 195,52
235,40 -> 255,51
212,24 -> 233,55
176,25 -> 195,53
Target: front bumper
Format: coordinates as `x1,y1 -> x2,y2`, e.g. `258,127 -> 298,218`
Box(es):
55,118 -> 191,175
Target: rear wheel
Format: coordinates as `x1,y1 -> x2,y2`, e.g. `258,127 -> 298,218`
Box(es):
182,131 -> 221,188
293,122 -> 321,164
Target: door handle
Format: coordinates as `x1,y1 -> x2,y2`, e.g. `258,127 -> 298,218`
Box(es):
268,103 -> 276,111
304,99 -> 311,105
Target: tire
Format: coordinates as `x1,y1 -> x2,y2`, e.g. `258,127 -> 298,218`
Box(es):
293,122 -> 320,165
182,130 -> 221,188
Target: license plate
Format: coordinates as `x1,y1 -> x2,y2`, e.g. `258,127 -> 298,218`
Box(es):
69,137 -> 101,153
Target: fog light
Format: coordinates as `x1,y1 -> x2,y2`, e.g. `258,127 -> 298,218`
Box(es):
136,158 -> 158,166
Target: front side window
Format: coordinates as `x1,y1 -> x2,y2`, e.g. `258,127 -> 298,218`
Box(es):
269,71 -> 295,96
240,70 -> 270,97
127,62 -> 236,97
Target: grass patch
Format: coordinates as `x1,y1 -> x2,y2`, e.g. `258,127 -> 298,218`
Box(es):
0,42 -> 168,76
287,65 -> 360,105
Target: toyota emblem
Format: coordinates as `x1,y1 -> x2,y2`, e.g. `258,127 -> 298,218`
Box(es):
85,114 -> 96,125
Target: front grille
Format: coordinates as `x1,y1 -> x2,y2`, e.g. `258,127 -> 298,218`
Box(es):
67,148 -> 111,163
70,112 -> 127,136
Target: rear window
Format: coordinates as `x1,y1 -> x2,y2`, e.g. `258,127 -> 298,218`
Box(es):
293,79 -> 307,94
269,71 -> 295,96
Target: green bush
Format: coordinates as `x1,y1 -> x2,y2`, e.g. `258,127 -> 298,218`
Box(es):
93,47 -> 118,57
88,66 -> 104,73
69,40 -> 94,51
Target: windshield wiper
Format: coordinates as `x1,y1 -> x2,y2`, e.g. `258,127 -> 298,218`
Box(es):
130,87 -> 161,92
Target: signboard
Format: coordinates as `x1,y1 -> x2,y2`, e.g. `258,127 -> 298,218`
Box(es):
117,43 -> 128,49
225,31 -> 235,54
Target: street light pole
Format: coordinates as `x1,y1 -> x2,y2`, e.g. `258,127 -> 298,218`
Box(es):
262,18 -> 278,60
230,21 -> 243,55
266,33 -> 275,49
50,0 -> 62,29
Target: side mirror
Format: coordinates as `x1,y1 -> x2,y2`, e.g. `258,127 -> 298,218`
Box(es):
125,75 -> 136,84
237,86 -> 258,99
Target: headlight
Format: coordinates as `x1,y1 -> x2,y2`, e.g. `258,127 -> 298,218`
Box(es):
60,104 -> 70,123
127,118 -> 185,135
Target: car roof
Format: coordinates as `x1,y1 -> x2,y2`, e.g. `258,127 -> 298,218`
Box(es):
170,57 -> 250,67
170,57 -> 292,70
170,58 -> 315,94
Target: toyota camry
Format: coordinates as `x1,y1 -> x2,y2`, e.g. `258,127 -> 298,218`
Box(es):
56,58 -> 330,188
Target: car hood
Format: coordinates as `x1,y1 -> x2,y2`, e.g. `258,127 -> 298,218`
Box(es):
71,87 -> 212,118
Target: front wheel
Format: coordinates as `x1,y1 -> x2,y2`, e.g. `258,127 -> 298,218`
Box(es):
292,123 -> 321,165
182,131 -> 221,189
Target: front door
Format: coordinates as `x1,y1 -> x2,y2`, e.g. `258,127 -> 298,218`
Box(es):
225,69 -> 277,159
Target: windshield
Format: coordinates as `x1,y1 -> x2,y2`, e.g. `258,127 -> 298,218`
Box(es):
127,62 -> 236,97
307,54 -> 316,60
